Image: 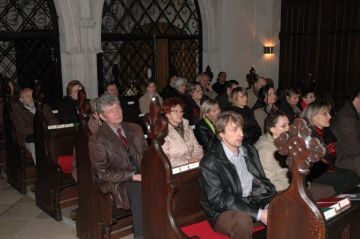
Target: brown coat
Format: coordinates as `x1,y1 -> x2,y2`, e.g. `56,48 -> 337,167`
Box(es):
89,122 -> 148,209
12,102 -> 58,146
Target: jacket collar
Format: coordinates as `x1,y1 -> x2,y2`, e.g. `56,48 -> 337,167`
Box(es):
214,141 -> 252,163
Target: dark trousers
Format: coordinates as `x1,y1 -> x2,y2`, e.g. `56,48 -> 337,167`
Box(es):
124,181 -> 143,238
214,210 -> 253,239
311,167 -> 360,194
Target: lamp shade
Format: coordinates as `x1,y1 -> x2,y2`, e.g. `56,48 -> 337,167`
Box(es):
264,46 -> 274,54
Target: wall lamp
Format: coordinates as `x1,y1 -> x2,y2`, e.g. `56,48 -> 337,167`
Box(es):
264,46 -> 274,55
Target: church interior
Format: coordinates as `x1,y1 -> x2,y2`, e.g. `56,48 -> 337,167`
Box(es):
1,0 -> 360,239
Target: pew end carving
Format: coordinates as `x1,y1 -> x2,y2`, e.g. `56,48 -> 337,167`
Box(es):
34,106 -> 78,221
267,118 -> 327,239
75,120 -> 133,239
142,97 -> 204,239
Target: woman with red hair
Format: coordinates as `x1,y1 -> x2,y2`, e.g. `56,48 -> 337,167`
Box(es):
162,97 -> 203,167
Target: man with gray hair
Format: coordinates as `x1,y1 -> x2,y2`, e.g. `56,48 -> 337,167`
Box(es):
89,94 -> 148,238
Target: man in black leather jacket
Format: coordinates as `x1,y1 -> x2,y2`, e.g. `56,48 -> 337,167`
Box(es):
199,111 -> 276,239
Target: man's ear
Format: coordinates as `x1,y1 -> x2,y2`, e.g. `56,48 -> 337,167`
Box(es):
99,113 -> 105,121
19,98 -> 23,103
219,132 -> 224,140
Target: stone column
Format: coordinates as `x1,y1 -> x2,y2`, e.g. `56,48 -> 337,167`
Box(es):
53,0 -> 104,98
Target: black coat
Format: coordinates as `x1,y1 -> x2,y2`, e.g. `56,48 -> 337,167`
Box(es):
278,99 -> 301,124
184,97 -> 201,126
199,141 -> 276,224
194,117 -> 217,151
212,81 -> 226,94
227,106 -> 261,145
57,96 -> 79,124
215,92 -> 230,111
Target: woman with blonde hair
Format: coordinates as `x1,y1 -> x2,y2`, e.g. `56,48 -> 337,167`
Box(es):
227,87 -> 261,145
302,98 -> 359,194
194,98 -> 220,151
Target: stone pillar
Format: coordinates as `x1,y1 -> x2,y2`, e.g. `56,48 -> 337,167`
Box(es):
53,0 -> 104,98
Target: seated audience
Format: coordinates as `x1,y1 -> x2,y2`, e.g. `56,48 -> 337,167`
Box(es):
247,76 -> 267,108
299,87 -> 316,111
215,80 -> 239,111
58,80 -> 84,124
255,111 -> 336,200
139,79 -> 163,114
278,88 -> 302,123
185,82 -> 203,125
199,111 -> 276,239
161,67 -> 178,99
253,85 -> 278,132
194,99 -> 220,151
331,88 -> 360,176
12,88 -> 58,164
197,72 -> 217,100
89,94 -> 147,238
212,71 -> 227,94
161,97 -> 203,167
302,99 -> 359,194
228,87 -> 261,145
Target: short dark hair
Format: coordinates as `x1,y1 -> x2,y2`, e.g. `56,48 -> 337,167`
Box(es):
285,88 -> 301,97
104,81 -> 118,90
225,80 -> 239,89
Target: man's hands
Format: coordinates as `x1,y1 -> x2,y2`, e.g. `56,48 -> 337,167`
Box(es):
132,174 -> 142,181
260,209 -> 268,225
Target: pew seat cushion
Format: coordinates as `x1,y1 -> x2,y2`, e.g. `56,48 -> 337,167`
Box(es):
57,155 -> 74,173
181,220 -> 266,239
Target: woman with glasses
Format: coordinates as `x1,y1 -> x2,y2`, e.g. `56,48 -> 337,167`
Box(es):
162,97 -> 203,167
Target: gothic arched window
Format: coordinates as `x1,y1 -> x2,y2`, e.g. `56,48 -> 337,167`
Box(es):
99,0 -> 202,95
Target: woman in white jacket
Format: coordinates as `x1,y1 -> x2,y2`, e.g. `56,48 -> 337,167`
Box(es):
255,111 -> 290,191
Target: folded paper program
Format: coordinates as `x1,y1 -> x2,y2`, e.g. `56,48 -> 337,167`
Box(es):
172,162 -> 200,174
48,123 -> 74,130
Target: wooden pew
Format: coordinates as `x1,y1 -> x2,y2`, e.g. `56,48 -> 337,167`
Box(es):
3,83 -> 36,194
75,120 -> 133,239
141,98 -> 266,239
267,118 -> 360,239
34,105 -> 78,221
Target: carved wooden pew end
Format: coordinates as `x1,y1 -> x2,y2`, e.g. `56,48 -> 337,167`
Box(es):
34,108 -> 78,221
